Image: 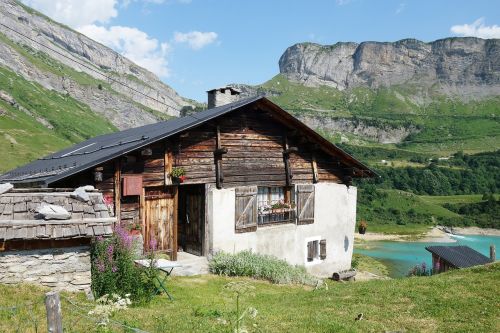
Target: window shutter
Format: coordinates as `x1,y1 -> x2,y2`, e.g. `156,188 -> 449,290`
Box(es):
296,184 -> 315,225
235,186 -> 258,232
307,241 -> 314,262
320,239 -> 326,260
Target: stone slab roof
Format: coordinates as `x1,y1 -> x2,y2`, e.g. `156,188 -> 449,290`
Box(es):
0,190 -> 115,241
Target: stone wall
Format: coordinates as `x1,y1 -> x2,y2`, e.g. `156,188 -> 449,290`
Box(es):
0,246 -> 91,292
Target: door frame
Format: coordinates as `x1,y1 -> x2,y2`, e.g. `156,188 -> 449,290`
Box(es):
177,184 -> 206,256
142,186 -> 178,261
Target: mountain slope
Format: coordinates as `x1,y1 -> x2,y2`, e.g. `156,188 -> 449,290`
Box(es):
0,0 -> 193,172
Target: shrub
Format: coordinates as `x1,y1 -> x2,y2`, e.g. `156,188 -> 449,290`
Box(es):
209,250 -> 320,286
90,225 -> 156,303
407,262 -> 433,277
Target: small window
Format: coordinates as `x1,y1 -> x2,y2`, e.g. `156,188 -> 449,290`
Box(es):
257,186 -> 295,226
307,239 -> 326,262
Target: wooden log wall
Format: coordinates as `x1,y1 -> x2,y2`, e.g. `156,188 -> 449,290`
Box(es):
174,107 -> 344,187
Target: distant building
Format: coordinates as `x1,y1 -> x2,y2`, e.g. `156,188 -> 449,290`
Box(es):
426,245 -> 493,273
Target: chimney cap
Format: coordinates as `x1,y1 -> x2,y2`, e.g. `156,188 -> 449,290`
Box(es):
206,86 -> 241,94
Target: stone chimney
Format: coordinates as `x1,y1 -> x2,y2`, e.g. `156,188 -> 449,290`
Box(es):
490,245 -> 496,262
207,86 -> 241,109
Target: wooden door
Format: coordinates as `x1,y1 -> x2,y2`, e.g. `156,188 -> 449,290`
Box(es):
144,187 -> 176,258
179,185 -> 204,256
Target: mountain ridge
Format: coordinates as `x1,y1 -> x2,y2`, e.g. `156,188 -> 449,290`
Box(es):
279,37 -> 500,100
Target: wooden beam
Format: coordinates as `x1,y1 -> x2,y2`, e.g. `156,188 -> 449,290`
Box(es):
140,187 -> 145,246
283,147 -> 298,155
311,153 -> 319,183
214,147 -> 228,155
215,125 -> 225,189
283,135 -> 293,186
164,146 -> 173,186
172,186 -> 178,261
114,159 -> 121,223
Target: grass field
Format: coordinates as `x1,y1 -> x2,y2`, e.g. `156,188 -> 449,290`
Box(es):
420,194 -> 497,205
366,223 -> 432,236
357,189 -> 461,233
0,263 -> 498,332
352,253 -> 390,277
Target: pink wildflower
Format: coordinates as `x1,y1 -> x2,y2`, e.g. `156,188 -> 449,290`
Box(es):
149,238 -> 157,251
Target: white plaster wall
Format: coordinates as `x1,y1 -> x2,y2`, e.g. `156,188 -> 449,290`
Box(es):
209,183 -> 357,277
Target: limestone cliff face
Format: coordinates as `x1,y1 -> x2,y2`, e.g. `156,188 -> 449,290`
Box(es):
0,0 -> 190,129
279,38 -> 500,98
297,115 -> 419,144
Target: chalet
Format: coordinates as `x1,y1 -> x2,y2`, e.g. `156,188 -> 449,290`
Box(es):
426,245 -> 493,274
0,89 -> 375,276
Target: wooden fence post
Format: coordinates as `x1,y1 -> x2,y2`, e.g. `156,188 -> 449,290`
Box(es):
45,291 -> 63,333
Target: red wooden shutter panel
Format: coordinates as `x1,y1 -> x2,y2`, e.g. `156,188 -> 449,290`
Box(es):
296,184 -> 315,225
122,175 -> 143,196
235,186 -> 258,232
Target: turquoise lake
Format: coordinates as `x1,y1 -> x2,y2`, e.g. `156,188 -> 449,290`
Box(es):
354,234 -> 500,277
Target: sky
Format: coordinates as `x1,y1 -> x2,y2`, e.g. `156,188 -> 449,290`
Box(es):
21,0 -> 500,102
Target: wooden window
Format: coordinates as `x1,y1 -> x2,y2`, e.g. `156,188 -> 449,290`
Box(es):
307,240 -> 319,262
235,186 -> 258,233
257,186 -> 295,226
296,184 -> 315,225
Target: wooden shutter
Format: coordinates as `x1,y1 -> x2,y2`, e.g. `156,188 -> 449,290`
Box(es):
320,239 -> 326,260
296,184 -> 315,225
235,186 -> 258,233
307,241 -> 314,262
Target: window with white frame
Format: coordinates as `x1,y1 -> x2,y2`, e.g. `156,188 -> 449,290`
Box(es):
306,238 -> 327,263
257,186 -> 295,226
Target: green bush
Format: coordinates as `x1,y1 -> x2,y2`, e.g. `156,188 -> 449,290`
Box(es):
90,225 -> 156,303
209,251 -> 320,286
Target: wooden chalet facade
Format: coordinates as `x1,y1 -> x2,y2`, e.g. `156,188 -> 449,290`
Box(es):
1,92 -> 374,275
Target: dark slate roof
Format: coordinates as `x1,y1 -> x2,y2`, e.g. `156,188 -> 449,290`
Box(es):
426,245 -> 492,268
0,95 -> 375,186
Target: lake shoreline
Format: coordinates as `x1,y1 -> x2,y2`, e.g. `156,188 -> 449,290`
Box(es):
355,226 -> 500,243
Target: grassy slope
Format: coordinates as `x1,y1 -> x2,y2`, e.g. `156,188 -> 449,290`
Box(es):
357,189 -> 460,230
0,65 -> 116,173
262,74 -> 500,156
1,264 -> 499,332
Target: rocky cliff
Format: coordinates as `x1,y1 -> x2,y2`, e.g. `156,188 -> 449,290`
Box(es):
0,0 -> 190,130
279,38 -> 500,98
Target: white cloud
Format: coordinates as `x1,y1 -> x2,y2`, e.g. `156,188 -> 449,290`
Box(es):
451,18 -> 500,39
21,0 -> 118,27
395,3 -> 406,15
79,25 -> 171,77
173,31 -> 218,50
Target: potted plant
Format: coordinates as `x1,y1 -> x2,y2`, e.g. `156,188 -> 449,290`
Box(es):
170,167 -> 186,183
129,223 -> 142,236
358,220 -> 367,234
